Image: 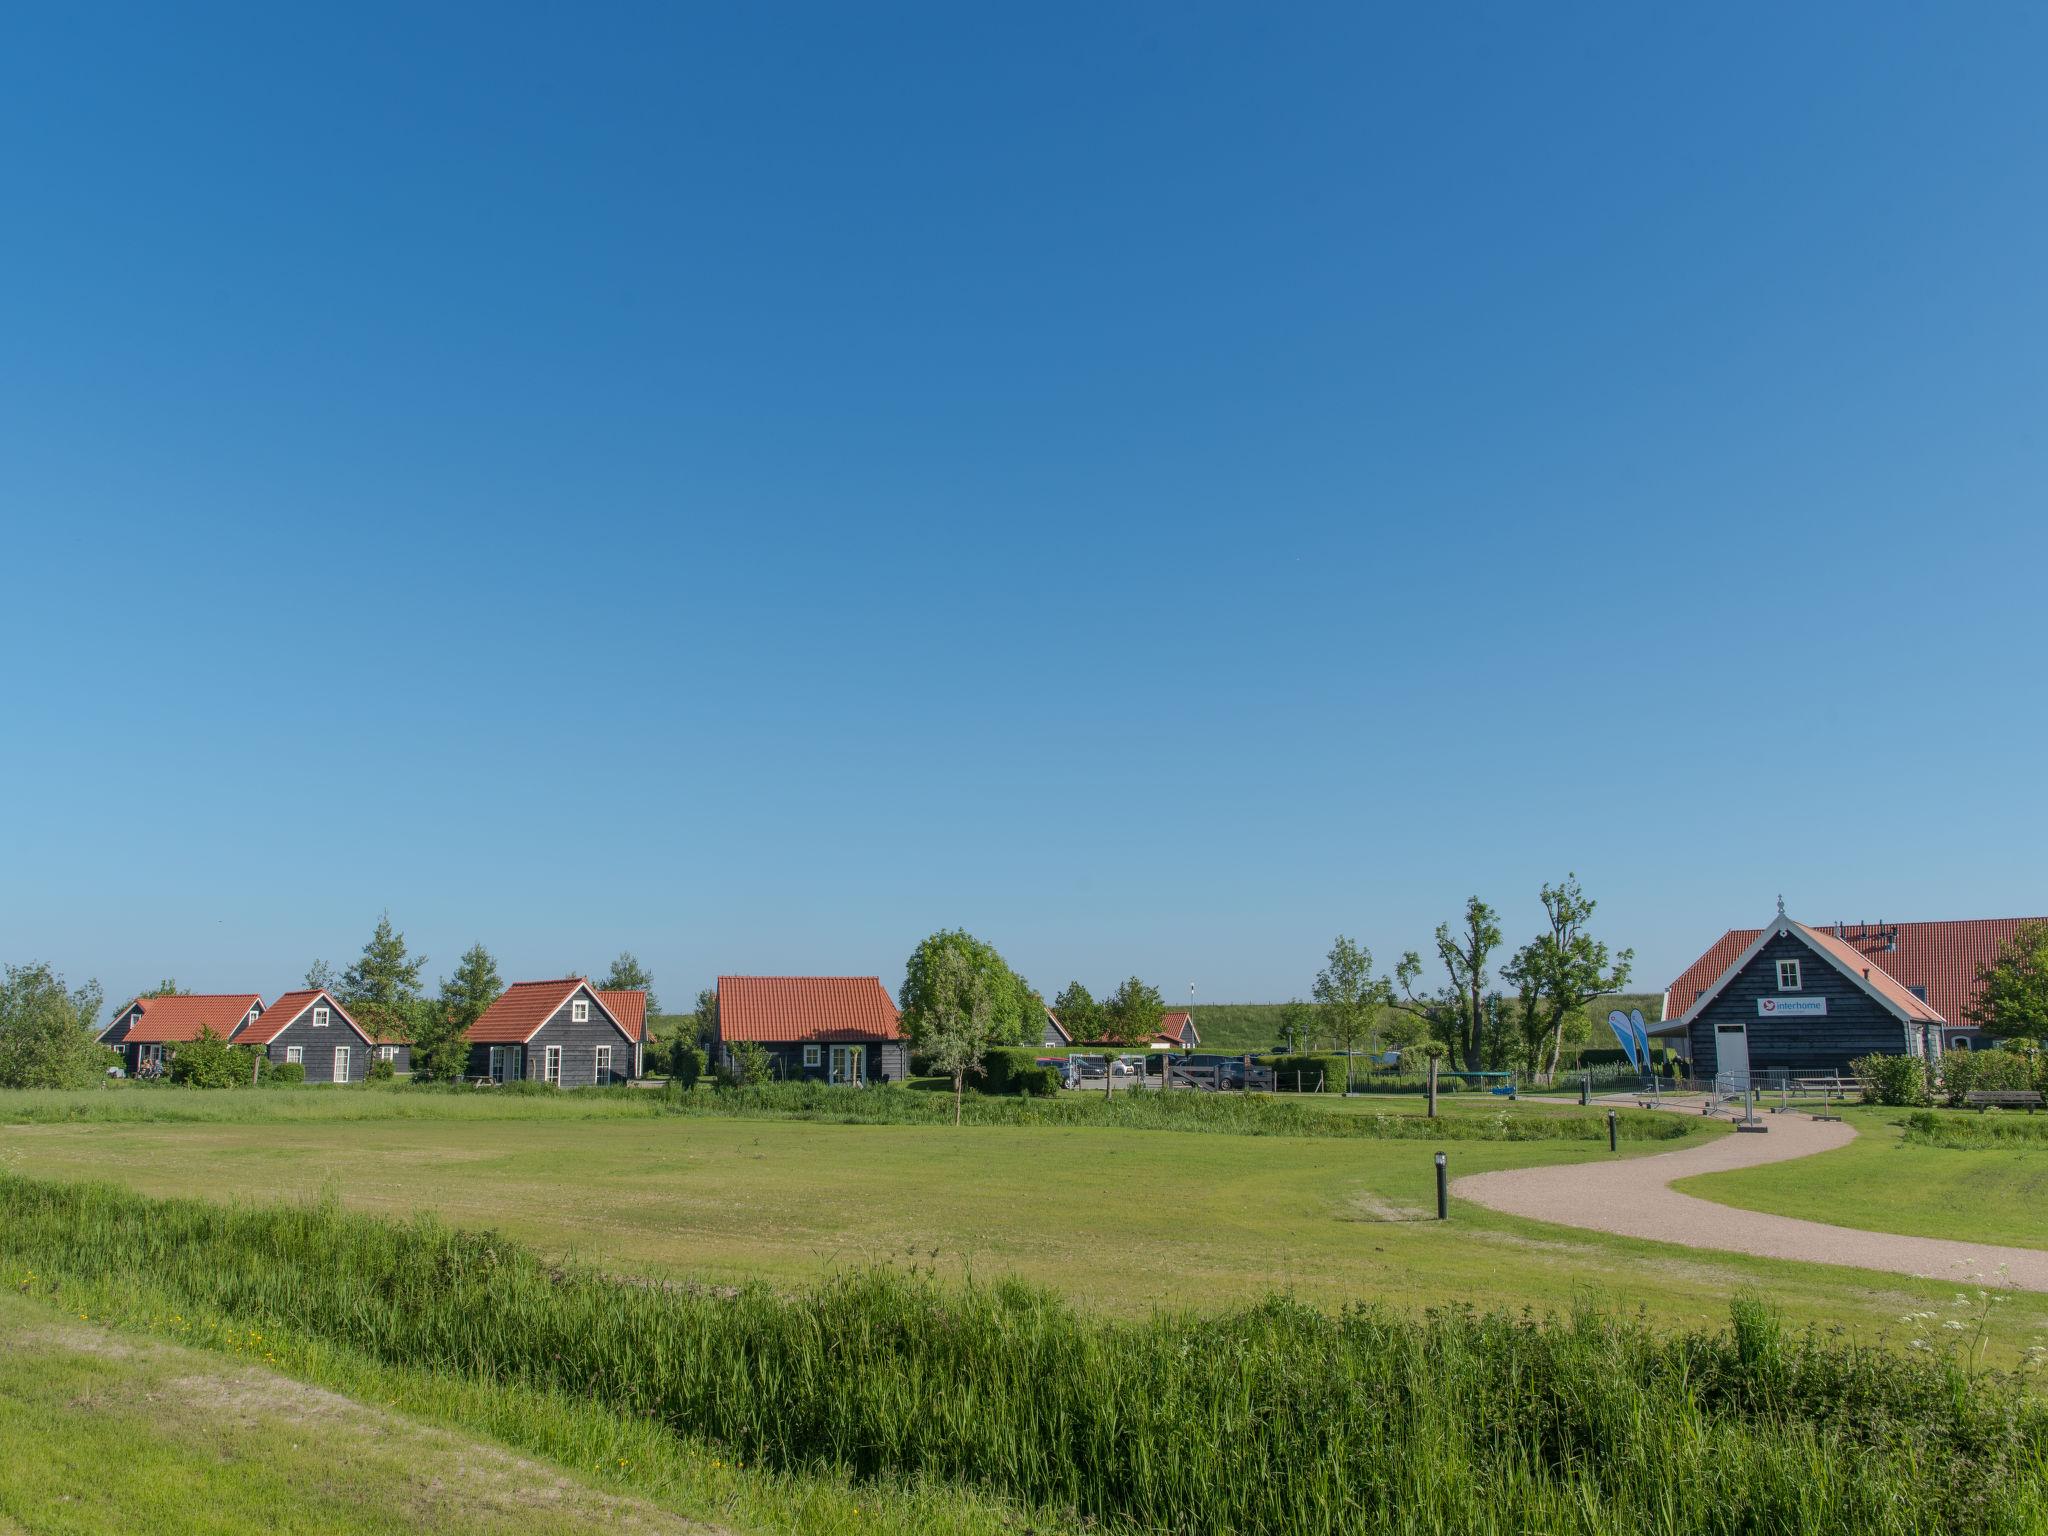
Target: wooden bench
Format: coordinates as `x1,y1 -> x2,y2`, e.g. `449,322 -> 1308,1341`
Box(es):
1964,1089 -> 2043,1113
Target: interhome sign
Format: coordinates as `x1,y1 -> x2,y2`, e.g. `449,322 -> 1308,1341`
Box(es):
1757,996 -> 1827,1017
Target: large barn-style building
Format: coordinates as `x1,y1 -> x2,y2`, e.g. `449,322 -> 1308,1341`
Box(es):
1653,905 -> 2043,1083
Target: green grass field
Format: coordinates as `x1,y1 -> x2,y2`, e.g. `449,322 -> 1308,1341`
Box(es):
1675,1105 -> 2048,1253
4,1087 -> 2045,1355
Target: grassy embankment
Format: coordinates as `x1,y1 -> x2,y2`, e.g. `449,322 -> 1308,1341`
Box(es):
5,1084 -> 2047,1352
1676,1104 -> 2048,1252
4,1172 -> 2044,1536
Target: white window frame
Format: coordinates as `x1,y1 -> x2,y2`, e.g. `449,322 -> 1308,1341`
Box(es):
594,1044 -> 612,1082
285,1045 -> 303,1065
544,1045 -> 563,1085
803,1043 -> 821,1067
313,1006 -> 331,1028
1776,959 -> 1802,991
571,999 -> 589,1023
334,1045 -> 351,1080
377,1045 -> 398,1062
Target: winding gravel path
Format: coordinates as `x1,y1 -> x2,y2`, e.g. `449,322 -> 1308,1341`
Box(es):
1454,1100 -> 2048,1291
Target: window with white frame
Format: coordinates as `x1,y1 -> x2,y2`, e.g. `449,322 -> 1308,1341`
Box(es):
377,1045 -> 397,1062
803,1043 -> 821,1067
594,1044 -> 612,1082
571,998 -> 589,1023
313,1006 -> 331,1027
285,1045 -> 303,1065
1776,959 -> 1802,990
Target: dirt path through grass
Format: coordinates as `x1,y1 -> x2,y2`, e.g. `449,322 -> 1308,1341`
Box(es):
1455,1098 -> 2048,1290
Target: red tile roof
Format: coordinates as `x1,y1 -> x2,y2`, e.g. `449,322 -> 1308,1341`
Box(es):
238,989 -> 370,1046
1158,1010 -> 1198,1042
717,976 -> 902,1043
467,978 -> 634,1044
596,989 -> 648,1042
110,993 -> 264,1044
1665,917 -> 2045,1029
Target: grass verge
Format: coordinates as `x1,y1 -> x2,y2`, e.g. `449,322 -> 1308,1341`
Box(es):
3,1172 -> 2044,1536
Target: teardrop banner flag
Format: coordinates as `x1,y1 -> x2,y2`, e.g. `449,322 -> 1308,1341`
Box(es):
1629,1010 -> 1653,1069
1606,1009 -> 1640,1070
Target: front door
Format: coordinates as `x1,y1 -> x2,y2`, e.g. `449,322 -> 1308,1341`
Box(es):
1714,1022 -> 1750,1089
828,1044 -> 865,1086
334,1045 -> 351,1082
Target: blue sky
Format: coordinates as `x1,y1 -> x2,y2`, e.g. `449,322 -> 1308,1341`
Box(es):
4,3 -> 2045,1015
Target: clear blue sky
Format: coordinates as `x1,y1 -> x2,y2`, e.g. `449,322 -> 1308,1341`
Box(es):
4,3 -> 2045,1016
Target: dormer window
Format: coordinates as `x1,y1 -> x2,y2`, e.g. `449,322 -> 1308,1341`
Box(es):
1776,960 -> 1802,991
571,999 -> 589,1023
313,1006 -> 331,1028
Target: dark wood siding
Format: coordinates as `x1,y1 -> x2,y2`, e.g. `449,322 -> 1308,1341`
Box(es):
524,987 -> 637,1087
1688,930 -> 1919,1078
262,1002 -> 371,1083
722,1037 -> 906,1084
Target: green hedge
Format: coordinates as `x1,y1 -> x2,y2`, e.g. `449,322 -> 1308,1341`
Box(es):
1253,1053 -> 1345,1092
1852,1053 -> 1929,1107
980,1047 -> 1060,1097
1937,1048 -> 2043,1108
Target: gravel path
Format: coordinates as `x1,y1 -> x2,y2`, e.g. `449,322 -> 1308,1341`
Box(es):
1454,1100 -> 2048,1291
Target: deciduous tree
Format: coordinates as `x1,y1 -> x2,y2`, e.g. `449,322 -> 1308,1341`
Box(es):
692,986 -> 719,1045
1313,936 -> 1394,1090
1099,977 -> 1166,1046
142,978 -> 186,998
0,962 -> 107,1089
1051,980 -> 1100,1043
1966,921 -> 2048,1042
899,930 -> 1038,1047
1394,897 -> 1502,1073
1502,875 -> 1633,1082
908,945 -> 995,1125
417,943 -> 503,1082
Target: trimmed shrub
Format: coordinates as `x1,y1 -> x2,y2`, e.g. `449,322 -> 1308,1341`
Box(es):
366,1058 -> 396,1082
1852,1052 -> 1929,1107
1253,1053 -> 1344,1092
1937,1048 -> 2035,1107
168,1027 -> 253,1088
261,1060 -> 306,1085
669,1043 -> 704,1089
980,1047 -> 1059,1097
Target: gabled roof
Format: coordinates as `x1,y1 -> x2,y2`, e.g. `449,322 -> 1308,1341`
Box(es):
595,989 -> 648,1042
1663,915 -> 2045,1033
1158,1010 -> 1199,1043
1659,910 -> 1946,1032
467,979 -> 633,1044
717,977 -> 902,1043
237,989 -> 373,1046
105,993 -> 264,1045
1042,1006 -> 1072,1044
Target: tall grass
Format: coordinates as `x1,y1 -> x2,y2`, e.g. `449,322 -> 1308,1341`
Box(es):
1903,1109 -> 2048,1149
3,1172 -> 2041,1535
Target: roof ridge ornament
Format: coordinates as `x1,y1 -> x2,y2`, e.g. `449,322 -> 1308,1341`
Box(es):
1776,893 -> 1786,918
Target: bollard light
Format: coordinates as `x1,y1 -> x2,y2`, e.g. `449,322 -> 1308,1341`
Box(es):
1434,1151 -> 1448,1220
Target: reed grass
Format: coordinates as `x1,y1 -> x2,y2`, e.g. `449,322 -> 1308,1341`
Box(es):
3,1171 -> 2041,1535
1903,1109 -> 2048,1149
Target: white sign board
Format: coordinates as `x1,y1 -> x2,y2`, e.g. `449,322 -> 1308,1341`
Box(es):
1758,996 -> 1827,1018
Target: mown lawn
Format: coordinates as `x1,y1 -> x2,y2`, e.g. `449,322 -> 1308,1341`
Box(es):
1675,1105 -> 2048,1253
5,1090 -> 2048,1355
